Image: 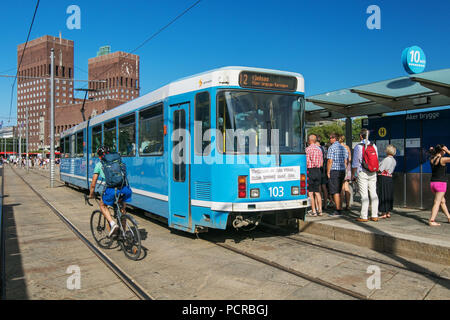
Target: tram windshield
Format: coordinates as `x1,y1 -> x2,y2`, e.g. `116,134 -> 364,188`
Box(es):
217,91 -> 305,154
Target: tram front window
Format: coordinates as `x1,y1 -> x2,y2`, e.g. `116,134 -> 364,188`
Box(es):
217,91 -> 304,154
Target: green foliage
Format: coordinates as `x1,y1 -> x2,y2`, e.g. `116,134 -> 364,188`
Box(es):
352,118 -> 363,142
307,117 -> 366,144
308,122 -> 344,143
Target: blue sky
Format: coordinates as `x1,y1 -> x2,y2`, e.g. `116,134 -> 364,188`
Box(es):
0,0 -> 449,125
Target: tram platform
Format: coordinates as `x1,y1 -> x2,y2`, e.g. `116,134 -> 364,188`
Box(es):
300,204 -> 450,265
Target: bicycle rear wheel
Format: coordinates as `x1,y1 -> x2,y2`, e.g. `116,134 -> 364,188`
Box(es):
90,210 -> 115,249
119,214 -> 142,260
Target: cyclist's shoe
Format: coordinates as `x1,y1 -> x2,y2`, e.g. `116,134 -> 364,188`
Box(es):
108,224 -> 119,238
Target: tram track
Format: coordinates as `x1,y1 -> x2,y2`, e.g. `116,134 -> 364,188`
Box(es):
14,167 -> 449,300
258,223 -> 450,284
25,167 -> 369,299
198,233 -> 370,300
9,166 -> 154,300
199,222 -> 449,300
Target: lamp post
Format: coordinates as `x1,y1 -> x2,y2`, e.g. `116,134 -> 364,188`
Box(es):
50,48 -> 55,188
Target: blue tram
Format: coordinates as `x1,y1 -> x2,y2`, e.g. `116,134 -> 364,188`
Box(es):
60,67 -> 310,233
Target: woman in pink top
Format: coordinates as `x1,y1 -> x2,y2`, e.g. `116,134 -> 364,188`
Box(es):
429,145 -> 450,226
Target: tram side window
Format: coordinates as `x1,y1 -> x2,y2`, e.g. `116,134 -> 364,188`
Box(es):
119,114 -> 136,157
195,91 -> 211,155
76,131 -> 84,158
173,109 -> 186,182
92,125 -> 102,157
104,120 -> 117,152
70,135 -> 75,158
139,104 -> 163,156
64,136 -> 70,158
59,138 -> 64,155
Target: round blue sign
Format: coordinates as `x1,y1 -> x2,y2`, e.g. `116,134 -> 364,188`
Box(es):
402,46 -> 426,74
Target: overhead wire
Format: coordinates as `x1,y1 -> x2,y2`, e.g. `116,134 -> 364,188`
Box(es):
77,0 -> 203,112
8,0 -> 41,124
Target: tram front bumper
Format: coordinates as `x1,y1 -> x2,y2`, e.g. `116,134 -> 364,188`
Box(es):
191,199 -> 310,212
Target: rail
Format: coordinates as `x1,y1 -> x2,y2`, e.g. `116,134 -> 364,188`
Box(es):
0,165 -> 5,299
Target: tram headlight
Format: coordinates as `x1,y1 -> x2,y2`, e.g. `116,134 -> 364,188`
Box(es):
291,186 -> 300,196
250,188 -> 260,198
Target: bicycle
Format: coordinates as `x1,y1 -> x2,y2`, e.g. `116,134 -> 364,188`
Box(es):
85,192 -> 142,261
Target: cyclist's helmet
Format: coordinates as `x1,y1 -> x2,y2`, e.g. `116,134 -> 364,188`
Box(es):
96,145 -> 109,158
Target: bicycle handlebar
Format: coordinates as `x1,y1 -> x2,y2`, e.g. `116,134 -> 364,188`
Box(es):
84,194 -> 94,207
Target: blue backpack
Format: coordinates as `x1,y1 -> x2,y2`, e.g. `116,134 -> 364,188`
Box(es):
101,152 -> 127,188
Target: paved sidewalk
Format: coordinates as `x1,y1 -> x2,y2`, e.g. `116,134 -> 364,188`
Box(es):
301,203 -> 450,265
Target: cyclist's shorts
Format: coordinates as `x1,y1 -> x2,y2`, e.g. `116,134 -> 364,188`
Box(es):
102,186 -> 132,206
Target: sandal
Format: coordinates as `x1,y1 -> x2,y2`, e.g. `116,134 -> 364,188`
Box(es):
307,212 -> 318,217
429,220 -> 441,227
379,214 -> 387,219
317,212 -> 323,217
386,213 -> 391,219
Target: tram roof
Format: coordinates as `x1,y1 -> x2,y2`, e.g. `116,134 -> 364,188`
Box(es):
61,66 -> 305,138
305,68 -> 450,121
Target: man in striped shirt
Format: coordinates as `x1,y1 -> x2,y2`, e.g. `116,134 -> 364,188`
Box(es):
306,134 -> 323,216
326,133 -> 349,216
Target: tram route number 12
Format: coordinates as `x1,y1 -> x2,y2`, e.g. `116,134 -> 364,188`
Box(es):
269,186 -> 284,198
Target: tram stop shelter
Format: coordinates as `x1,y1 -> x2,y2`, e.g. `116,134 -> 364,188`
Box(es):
305,68 -> 450,209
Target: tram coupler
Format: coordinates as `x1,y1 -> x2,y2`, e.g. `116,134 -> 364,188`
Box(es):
195,226 -> 209,234
232,215 -> 261,230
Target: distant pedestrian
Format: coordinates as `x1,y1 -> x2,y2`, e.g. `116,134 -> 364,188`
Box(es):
377,145 -> 397,219
306,134 -> 323,216
352,129 -> 379,222
326,133 -> 348,216
339,135 -> 352,211
428,145 -> 450,226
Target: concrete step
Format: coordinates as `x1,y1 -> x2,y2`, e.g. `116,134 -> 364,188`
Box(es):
300,205 -> 450,265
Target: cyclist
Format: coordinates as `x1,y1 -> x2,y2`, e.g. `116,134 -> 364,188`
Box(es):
89,145 -> 132,237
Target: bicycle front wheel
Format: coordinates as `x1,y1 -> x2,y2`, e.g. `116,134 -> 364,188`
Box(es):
119,214 -> 142,260
90,210 -> 115,249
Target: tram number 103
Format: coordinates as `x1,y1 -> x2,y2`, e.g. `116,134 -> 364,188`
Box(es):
269,186 -> 284,198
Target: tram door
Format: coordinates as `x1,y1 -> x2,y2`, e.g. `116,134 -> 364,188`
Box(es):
168,102 -> 191,231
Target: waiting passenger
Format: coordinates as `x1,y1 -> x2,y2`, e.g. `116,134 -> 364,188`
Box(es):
339,135 -> 352,211
352,129 -> 379,222
315,136 -> 329,210
377,145 -> 397,219
306,134 -> 323,216
428,145 -> 450,226
326,133 -> 348,216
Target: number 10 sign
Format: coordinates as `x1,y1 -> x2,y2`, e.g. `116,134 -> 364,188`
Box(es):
402,46 -> 426,74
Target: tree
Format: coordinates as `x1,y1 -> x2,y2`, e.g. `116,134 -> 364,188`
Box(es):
307,117 -> 366,144
308,121 -> 344,144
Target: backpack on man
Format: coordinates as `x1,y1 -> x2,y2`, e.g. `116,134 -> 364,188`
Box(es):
360,143 -> 379,172
101,152 -> 128,188
359,131 -> 379,172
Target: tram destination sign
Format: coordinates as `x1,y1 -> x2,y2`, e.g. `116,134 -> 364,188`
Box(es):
250,166 -> 300,184
239,71 -> 297,92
